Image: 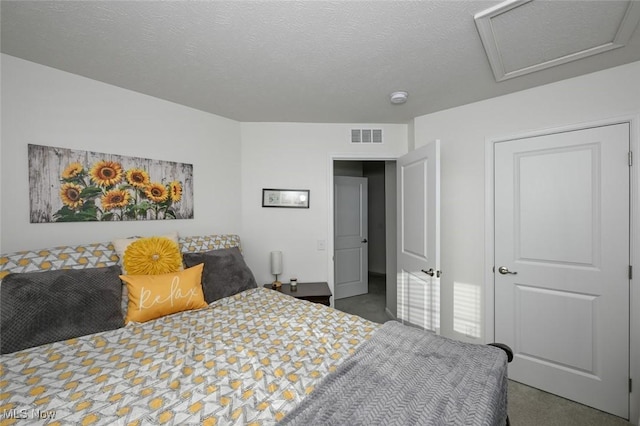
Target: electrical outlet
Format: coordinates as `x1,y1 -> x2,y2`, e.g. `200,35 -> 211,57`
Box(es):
317,240 -> 326,251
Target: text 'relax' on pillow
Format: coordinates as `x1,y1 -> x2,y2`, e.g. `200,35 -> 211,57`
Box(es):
182,247 -> 257,303
112,231 -> 179,274
120,263 -> 208,324
123,236 -> 182,275
0,265 -> 124,354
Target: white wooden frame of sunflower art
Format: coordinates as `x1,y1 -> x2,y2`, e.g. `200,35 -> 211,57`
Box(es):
28,144 -> 194,223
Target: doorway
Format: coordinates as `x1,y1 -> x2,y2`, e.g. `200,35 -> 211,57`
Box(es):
332,160 -> 396,323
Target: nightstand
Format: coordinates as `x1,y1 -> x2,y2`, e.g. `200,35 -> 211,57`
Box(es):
263,282 -> 332,306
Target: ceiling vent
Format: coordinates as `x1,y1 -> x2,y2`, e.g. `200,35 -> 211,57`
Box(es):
351,129 -> 383,144
475,0 -> 640,81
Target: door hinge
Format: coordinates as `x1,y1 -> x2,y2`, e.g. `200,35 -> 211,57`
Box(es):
630,378 -> 633,393
630,265 -> 633,280
629,151 -> 633,167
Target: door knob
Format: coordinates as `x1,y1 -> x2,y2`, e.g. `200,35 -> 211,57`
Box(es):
361,238 -> 368,243
498,266 -> 517,275
421,268 -> 442,277
422,268 -> 435,277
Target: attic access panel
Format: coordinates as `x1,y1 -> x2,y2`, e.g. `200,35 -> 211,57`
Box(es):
475,0 -> 640,82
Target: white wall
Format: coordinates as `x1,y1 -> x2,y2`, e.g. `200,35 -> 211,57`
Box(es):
240,123 -> 407,295
1,54 -> 243,253
413,60 -> 640,422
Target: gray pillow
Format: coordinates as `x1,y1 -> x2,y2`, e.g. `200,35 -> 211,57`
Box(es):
1,265 -> 124,354
183,247 -> 257,303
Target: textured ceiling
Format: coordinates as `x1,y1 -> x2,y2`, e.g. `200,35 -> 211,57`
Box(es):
2,0 -> 640,124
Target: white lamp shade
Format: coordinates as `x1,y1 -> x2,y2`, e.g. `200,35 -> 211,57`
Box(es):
270,251 -> 283,275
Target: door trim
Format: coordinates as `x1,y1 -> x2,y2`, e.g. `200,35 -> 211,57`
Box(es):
483,113 -> 640,422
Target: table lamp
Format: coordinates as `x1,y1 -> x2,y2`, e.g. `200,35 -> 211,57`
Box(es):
270,251 -> 282,289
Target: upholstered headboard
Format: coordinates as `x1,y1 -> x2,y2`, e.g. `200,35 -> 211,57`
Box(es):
0,234 -> 241,280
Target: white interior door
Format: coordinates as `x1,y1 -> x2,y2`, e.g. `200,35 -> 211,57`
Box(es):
494,123 -> 630,418
397,140 -> 440,332
334,176 -> 368,299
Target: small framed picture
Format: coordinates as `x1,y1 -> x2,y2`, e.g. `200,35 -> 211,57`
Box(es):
262,189 -> 310,208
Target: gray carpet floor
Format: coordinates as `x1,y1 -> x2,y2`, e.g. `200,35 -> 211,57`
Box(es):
335,272 -> 391,324
334,272 -> 631,425
507,380 -> 630,425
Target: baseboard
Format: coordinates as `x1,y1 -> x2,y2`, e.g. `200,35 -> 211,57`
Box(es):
385,307 -> 396,321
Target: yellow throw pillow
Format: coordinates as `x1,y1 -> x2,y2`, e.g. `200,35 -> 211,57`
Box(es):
112,231 -> 179,274
123,237 -> 182,275
120,264 -> 208,324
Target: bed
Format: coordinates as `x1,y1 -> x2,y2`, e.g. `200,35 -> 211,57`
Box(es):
0,234 -> 510,425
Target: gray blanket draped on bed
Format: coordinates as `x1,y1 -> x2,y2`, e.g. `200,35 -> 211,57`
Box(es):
280,321 -> 508,426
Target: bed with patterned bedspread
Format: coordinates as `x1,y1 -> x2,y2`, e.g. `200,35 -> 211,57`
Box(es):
0,234 -> 508,425
1,288 -> 377,425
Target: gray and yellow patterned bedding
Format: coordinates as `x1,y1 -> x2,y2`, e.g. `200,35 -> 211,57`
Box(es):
0,288 -> 378,425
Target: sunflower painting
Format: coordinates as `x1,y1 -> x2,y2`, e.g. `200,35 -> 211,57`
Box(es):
28,144 -> 194,223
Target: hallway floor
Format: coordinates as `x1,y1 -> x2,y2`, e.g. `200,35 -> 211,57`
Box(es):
334,272 -> 390,324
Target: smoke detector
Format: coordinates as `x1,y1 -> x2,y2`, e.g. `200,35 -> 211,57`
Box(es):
390,91 -> 408,104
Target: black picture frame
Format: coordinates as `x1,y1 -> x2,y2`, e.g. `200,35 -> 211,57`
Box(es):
262,189 -> 310,208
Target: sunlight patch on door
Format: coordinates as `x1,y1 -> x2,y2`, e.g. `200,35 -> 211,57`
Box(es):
454,281 -> 481,339
398,269 -> 439,333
